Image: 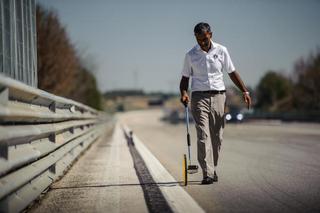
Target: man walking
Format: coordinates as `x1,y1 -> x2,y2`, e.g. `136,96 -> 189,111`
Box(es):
179,22 -> 251,184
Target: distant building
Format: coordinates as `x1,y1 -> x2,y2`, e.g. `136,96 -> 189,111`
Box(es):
0,0 -> 37,87
104,89 -> 146,98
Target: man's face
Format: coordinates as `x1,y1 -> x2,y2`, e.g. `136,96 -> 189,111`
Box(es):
195,31 -> 212,51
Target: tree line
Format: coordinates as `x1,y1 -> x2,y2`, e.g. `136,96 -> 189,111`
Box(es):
255,48 -> 320,113
36,5 -> 102,110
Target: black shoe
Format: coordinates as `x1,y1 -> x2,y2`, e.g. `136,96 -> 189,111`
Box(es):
213,173 -> 218,182
201,177 -> 214,185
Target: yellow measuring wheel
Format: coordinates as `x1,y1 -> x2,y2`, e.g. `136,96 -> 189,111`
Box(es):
183,154 -> 188,186
182,106 -> 198,187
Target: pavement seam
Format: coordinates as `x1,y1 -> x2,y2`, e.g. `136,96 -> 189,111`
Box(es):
122,124 -> 205,213
123,124 -> 173,213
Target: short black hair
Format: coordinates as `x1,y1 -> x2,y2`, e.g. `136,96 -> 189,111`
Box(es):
194,22 -> 211,35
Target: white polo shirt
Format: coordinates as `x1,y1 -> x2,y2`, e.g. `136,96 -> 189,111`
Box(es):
181,41 -> 236,91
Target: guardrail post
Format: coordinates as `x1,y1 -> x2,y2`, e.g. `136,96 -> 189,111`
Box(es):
0,143 -> 8,159
0,87 -> 9,106
49,134 -> 56,143
79,107 -> 85,114
0,87 -> 9,159
49,164 -> 56,174
49,101 -> 56,113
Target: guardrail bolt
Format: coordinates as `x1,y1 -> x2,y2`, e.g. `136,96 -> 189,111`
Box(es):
70,105 -> 76,113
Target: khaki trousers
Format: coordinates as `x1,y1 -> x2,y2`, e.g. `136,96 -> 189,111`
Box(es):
191,92 -> 226,178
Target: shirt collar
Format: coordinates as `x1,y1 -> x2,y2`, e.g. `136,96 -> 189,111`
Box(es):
196,40 -> 216,52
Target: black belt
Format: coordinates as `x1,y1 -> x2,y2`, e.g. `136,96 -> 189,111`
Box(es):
193,90 -> 226,94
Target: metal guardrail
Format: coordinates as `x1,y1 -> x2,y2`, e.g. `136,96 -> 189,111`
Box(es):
0,74 -> 114,212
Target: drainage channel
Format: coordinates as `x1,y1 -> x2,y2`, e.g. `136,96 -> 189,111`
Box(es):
123,130 -> 173,213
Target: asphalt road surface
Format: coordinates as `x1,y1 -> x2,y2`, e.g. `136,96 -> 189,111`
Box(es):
119,109 -> 320,213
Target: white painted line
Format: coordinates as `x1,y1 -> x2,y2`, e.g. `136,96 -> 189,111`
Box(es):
122,124 -> 205,213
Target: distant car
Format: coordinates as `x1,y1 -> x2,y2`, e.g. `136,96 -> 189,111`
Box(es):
225,108 -> 244,123
148,98 -> 164,106
162,108 -> 194,124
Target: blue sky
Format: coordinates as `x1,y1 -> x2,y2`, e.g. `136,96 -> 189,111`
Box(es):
37,0 -> 320,93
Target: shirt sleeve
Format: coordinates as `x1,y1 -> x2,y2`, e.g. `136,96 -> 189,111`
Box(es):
223,47 -> 236,73
181,53 -> 192,77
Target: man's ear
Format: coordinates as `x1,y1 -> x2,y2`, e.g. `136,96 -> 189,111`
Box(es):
209,32 -> 212,38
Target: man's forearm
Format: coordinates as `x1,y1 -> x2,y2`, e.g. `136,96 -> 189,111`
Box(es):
180,76 -> 189,96
228,71 -> 248,92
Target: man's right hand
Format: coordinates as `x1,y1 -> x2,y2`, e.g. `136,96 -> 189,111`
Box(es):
180,94 -> 190,107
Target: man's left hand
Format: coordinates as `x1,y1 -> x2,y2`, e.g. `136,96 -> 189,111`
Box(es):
243,92 -> 252,109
